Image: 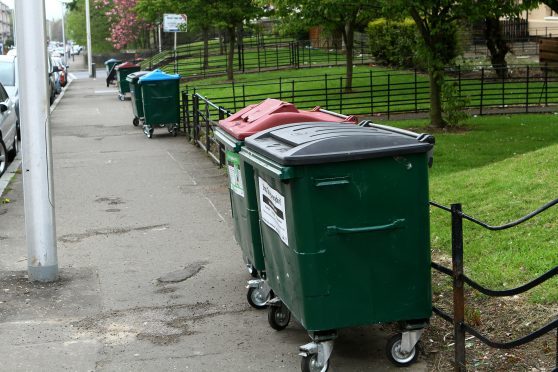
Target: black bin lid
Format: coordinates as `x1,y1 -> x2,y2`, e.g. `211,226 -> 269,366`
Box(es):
244,122 -> 434,166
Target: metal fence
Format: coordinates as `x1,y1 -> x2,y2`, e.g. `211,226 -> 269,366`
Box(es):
142,35 -> 372,78
430,200 -> 558,371
187,64 -> 558,118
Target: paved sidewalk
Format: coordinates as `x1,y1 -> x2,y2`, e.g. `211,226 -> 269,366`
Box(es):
0,72 -> 427,371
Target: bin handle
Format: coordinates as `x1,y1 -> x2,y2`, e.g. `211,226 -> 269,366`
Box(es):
326,219 -> 406,235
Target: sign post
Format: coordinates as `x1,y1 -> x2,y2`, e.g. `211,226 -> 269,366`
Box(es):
163,13 -> 187,52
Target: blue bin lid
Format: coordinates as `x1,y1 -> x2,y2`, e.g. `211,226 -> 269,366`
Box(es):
244,122 -> 434,166
138,69 -> 181,83
104,58 -> 122,64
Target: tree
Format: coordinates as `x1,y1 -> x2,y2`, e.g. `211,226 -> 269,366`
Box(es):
383,1 -> 468,128
272,0 -> 379,91
95,0 -> 151,50
65,0 -> 113,53
211,0 -> 262,81
474,1 -> 539,79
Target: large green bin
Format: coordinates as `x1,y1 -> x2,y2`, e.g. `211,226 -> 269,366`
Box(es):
240,122 -> 434,369
126,70 -> 150,126
104,58 -> 122,74
138,69 -> 181,138
115,62 -> 140,100
215,99 -> 356,278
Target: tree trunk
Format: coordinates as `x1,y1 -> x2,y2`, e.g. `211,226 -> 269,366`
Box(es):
227,26 -> 236,81
484,17 -> 510,79
342,22 -> 355,92
428,69 -> 446,128
202,28 -> 209,70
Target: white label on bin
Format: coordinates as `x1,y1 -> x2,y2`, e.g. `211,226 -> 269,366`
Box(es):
259,177 -> 289,246
226,151 -> 244,197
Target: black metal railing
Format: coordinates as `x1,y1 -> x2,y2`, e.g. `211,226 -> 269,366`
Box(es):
187,64 -> 558,118
182,90 -> 231,165
430,199 -> 558,371
142,36 -> 372,78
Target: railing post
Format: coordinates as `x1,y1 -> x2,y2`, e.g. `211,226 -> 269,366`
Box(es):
370,70 -> 374,115
193,94 -> 200,143
325,74 -> 329,109
339,76 -> 343,113
544,62 -> 548,107
526,66 -> 530,113
451,203 -> 466,372
387,73 -> 391,120
218,107 -> 226,167
291,80 -> 295,104
205,101 -> 210,154
279,77 -> 283,100
501,66 -> 505,108
242,84 -> 246,108
480,68 -> 485,116
414,68 -> 418,113
232,80 -> 237,112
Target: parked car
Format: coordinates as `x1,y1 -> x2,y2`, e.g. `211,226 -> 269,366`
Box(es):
0,81 -> 18,177
72,44 -> 83,55
0,54 -> 19,138
48,54 -> 58,105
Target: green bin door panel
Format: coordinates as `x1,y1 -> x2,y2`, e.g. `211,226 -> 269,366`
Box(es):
141,80 -> 180,126
257,155 -> 432,331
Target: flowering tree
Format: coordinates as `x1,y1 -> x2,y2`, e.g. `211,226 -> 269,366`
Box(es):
95,0 -> 151,50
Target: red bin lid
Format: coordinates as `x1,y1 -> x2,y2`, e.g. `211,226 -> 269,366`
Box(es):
218,98 -> 356,140
116,61 -> 140,70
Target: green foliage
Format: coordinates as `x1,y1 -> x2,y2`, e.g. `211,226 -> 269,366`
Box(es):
66,0 -> 113,53
441,80 -> 470,126
367,18 -> 418,68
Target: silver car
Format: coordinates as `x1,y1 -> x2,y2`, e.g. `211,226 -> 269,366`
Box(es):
0,81 -> 18,177
0,54 -> 19,138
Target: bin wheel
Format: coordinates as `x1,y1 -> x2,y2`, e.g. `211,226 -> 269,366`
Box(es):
301,354 -> 329,372
172,127 -> 178,137
133,117 -> 140,126
247,286 -> 268,310
118,94 -> 125,101
268,302 -> 290,331
386,334 -> 418,367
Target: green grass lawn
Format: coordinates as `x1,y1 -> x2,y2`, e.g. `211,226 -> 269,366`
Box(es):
183,65 -> 558,116
387,114 -> 558,302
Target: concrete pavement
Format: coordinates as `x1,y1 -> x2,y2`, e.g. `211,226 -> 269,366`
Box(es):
0,61 -> 428,371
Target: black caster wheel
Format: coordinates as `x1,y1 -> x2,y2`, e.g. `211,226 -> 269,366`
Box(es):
172,127 -> 178,137
386,333 -> 418,367
148,129 -> 154,138
301,354 -> 329,372
268,302 -> 290,331
118,94 -> 125,101
247,286 -> 268,310
133,117 -> 140,126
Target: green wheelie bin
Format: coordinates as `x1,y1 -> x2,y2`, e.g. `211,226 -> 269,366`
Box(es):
115,62 -> 141,101
126,71 -> 151,127
214,98 -> 356,310
239,122 -> 435,371
104,58 -> 122,87
138,69 -> 181,138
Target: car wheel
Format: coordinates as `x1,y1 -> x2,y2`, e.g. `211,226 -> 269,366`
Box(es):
7,132 -> 17,162
0,139 -> 7,177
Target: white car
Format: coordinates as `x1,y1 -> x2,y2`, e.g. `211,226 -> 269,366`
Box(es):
0,55 -> 19,138
0,81 -> 18,176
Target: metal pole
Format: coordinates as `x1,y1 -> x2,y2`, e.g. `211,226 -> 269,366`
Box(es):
61,7 -> 66,65
158,25 -> 162,53
85,0 -> 93,77
174,32 -> 177,52
15,0 -> 59,282
451,203 -> 466,372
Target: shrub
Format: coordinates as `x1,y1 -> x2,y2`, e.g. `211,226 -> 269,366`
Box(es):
367,18 -> 418,68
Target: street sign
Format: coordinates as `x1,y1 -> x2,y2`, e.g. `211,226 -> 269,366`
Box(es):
163,14 -> 187,33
